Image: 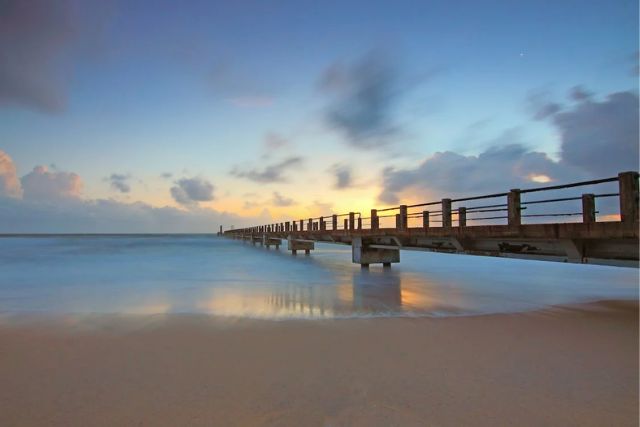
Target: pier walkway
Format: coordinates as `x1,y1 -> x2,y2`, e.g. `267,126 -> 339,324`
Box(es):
224,171 -> 639,268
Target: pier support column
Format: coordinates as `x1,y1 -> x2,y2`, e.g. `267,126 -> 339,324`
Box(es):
287,237 -> 315,255
351,237 -> 400,267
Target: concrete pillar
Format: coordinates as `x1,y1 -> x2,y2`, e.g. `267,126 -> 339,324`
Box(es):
351,237 -> 400,266
582,194 -> 596,223
618,171 -> 639,223
458,207 -> 466,227
398,205 -> 408,230
442,199 -> 452,228
288,237 -> 314,255
349,212 -> 355,231
423,211 -> 429,229
332,214 -> 338,230
371,209 -> 379,230
508,189 -> 521,226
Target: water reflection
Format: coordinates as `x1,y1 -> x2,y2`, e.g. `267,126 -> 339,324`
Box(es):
0,236 -> 637,319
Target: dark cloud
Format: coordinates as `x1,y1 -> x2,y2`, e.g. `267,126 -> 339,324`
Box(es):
568,85 -> 592,101
379,144 -> 573,205
170,177 -> 215,206
549,91 -> 639,177
230,156 -> 303,183
160,172 -> 173,179
272,192 -> 295,207
329,164 -> 353,189
319,51 -> 400,149
21,165 -> 83,201
527,89 -> 563,120
379,86 -> 638,205
0,0 -> 77,112
108,173 -> 131,193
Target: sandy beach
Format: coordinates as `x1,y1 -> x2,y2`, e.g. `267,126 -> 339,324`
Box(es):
0,300 -> 637,427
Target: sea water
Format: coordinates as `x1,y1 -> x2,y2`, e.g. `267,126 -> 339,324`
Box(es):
0,235 -> 637,319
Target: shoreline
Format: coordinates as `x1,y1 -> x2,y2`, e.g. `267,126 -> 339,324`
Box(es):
1,299 -> 637,426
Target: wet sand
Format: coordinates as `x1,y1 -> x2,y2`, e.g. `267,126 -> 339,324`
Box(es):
0,300 -> 637,427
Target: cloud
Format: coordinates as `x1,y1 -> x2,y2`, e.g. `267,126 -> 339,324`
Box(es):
0,196 -> 267,234
0,151 -> 266,233
546,90 -> 639,177
170,177 -> 215,206
329,163 -> 353,189
108,173 -> 131,193
379,144 -> 574,204
230,156 -> 303,183
319,51 -> 401,149
264,132 -> 289,150
272,192 -> 295,207
21,165 -> 83,201
160,172 -> 173,179
0,0 -> 80,112
0,150 -> 23,198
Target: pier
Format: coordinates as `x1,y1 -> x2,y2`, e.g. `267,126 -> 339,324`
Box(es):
225,171 -> 639,268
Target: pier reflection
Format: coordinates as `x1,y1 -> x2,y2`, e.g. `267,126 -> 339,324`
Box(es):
196,266 -> 448,318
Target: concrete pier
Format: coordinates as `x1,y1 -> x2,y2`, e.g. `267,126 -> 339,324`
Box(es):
351,237 -> 400,268
287,237 -> 315,255
225,171 -> 639,268
262,235 -> 281,249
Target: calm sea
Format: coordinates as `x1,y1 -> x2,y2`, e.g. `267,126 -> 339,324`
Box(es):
0,235 -> 637,319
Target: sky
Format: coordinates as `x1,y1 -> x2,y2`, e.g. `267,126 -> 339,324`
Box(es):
0,0 -> 638,232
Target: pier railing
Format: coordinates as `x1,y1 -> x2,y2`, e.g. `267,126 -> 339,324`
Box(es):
227,171 -> 638,235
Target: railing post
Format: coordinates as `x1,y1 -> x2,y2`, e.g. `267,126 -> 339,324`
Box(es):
423,211 -> 429,229
357,216 -> 362,230
618,171 -> 639,223
582,194 -> 596,223
442,198 -> 452,228
395,214 -> 400,228
293,222 -> 297,231
343,218 -> 348,230
458,207 -> 466,227
308,218 -> 312,231
320,217 -> 325,231
349,212 -> 355,230
507,189 -> 521,226
332,214 -> 338,230
399,205 -> 407,230
299,219 -> 304,231
371,209 -> 379,230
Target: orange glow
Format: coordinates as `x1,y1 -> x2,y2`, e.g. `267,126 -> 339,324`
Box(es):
528,174 -> 552,183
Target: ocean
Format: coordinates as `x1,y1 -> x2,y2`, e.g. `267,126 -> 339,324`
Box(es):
0,235 -> 637,319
